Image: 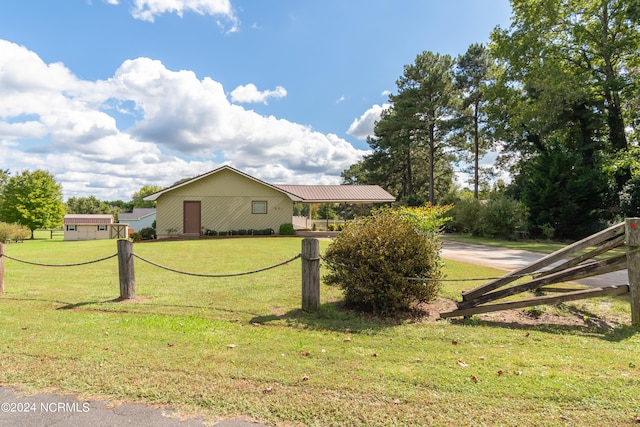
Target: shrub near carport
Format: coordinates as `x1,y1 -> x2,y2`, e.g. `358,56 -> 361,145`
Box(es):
323,206 -> 450,316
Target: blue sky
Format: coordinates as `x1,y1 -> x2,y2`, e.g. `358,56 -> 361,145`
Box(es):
0,0 -> 512,201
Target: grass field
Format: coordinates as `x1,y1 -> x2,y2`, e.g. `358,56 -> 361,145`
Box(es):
0,235 -> 638,426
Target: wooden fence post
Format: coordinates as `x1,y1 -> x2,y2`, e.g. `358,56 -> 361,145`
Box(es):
627,218 -> 640,327
301,238 -> 320,312
0,243 -> 5,294
117,239 -> 136,300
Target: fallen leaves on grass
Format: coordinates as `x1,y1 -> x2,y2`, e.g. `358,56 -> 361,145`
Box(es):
457,360 -> 469,367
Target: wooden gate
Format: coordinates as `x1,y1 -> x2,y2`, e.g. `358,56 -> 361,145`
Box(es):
440,219 -> 639,321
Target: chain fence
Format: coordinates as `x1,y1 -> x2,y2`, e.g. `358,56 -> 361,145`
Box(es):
0,251 -> 301,278
1,253 -> 118,267
0,249 -> 535,283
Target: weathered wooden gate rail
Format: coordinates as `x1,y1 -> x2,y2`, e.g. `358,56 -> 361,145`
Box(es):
0,238 -> 321,312
440,218 -> 640,326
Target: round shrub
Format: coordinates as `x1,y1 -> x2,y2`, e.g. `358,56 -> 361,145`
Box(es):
279,223 -> 295,235
322,206 -> 448,316
139,227 -> 156,240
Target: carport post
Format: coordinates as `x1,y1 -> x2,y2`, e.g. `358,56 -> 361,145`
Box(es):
117,239 -> 136,300
627,218 -> 640,326
301,238 -> 320,312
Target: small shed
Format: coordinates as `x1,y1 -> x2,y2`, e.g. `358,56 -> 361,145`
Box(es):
118,208 -> 156,233
63,214 -> 128,241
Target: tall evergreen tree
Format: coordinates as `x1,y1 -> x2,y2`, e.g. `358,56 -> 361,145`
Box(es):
455,43 -> 493,199
347,52 -> 459,205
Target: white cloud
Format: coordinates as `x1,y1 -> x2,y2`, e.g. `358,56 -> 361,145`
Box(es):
230,83 -> 287,105
346,103 -> 390,140
118,0 -> 239,32
0,39 -> 366,200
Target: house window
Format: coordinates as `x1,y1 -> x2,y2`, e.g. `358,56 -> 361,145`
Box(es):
98,225 -> 107,231
67,225 -> 76,231
252,201 -> 268,214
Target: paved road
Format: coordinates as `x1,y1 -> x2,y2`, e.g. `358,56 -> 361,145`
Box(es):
0,387 -> 265,427
440,240 -> 629,288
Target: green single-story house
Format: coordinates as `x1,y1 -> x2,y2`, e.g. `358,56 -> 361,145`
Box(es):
144,165 -> 395,238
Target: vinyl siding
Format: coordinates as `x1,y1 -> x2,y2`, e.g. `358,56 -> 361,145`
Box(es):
155,168 -> 293,238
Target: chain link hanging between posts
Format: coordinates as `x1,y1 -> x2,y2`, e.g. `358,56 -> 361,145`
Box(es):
0,253 -> 118,267
132,252 -> 301,278
321,256 -> 536,283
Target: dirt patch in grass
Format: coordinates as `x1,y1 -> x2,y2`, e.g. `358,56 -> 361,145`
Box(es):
414,297 -> 630,330
108,297 -> 152,304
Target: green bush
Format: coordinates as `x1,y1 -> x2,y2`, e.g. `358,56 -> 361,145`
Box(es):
279,223 -> 295,235
139,227 -> 156,240
327,223 -> 337,231
447,196 -> 528,240
0,222 -> 31,243
0,222 -> 14,243
479,196 -> 529,240
620,176 -> 640,217
12,224 -> 31,242
322,206 -> 449,316
238,229 -> 247,236
130,232 -> 142,242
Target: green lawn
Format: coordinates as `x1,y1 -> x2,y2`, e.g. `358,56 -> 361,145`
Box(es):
0,236 -> 638,426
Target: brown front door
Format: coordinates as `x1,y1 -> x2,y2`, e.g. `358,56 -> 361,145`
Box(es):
183,201 -> 201,235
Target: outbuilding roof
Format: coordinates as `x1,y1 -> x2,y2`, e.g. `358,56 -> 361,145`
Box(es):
63,214 -> 114,225
144,165 -> 396,204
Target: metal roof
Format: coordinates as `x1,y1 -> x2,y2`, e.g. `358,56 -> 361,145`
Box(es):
63,214 -> 114,225
275,185 -> 396,203
118,208 -> 157,220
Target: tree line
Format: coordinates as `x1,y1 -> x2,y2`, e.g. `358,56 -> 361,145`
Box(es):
0,168 -> 159,239
343,0 -> 640,240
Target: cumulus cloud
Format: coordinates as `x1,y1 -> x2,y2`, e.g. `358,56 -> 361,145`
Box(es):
230,83 -> 287,105
0,39 -> 366,200
346,103 -> 390,140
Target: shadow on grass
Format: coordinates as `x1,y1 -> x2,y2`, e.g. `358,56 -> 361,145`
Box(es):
449,314 -> 638,342
250,301 -> 419,334
253,298 -> 640,341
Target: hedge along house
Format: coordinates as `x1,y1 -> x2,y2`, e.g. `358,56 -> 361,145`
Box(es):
63,214 -> 129,241
144,165 -> 396,239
